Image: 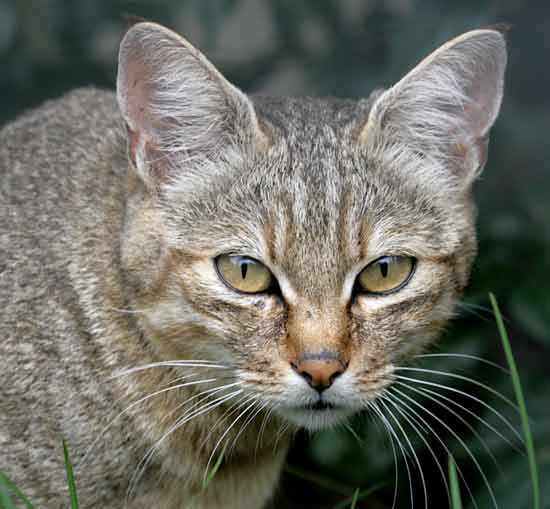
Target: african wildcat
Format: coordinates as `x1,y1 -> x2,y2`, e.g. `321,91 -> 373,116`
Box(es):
0,21 -> 506,509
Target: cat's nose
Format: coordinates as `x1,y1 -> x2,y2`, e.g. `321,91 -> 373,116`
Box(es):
291,356 -> 347,393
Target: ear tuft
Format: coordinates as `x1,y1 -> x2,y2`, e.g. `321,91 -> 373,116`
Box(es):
117,22 -> 267,190
360,28 -> 507,187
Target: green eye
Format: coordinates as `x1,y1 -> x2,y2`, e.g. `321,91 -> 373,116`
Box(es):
358,256 -> 415,294
215,255 -> 273,294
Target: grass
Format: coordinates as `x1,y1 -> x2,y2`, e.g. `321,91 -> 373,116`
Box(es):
62,440 -> 80,509
0,292 -> 542,509
0,475 -> 15,509
202,441 -> 229,490
448,455 -> 462,509
489,292 -> 541,509
0,471 -> 34,509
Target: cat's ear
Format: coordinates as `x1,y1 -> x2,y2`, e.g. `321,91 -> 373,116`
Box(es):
117,22 -> 268,190
360,28 -> 507,187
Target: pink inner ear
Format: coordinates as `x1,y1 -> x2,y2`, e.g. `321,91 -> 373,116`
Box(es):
464,81 -> 496,138
124,56 -> 155,134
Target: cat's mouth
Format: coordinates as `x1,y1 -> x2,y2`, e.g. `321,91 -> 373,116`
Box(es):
305,401 -> 335,411
278,399 -> 355,430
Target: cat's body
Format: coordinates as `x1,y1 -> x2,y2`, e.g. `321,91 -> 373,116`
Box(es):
0,23 -> 506,508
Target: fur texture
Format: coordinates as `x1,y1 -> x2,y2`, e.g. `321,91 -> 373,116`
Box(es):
0,23 -> 506,508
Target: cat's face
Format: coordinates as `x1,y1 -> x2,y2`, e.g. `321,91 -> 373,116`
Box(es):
117,23 -> 506,430
123,97 -> 477,430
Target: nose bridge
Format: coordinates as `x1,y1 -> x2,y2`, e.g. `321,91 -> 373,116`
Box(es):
285,299 -> 349,362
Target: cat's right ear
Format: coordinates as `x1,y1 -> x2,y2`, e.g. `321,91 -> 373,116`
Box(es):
359,28 -> 507,189
117,22 -> 269,191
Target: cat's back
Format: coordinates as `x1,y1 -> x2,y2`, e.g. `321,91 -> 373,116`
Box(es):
0,87 -> 126,299
0,87 -> 125,218
0,88 -> 132,505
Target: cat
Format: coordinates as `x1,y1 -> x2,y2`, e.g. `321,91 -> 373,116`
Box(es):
0,21 -> 506,509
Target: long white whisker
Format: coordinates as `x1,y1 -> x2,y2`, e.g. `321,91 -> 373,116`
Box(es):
203,395 -> 260,484
379,397 -> 428,509
370,399 -> 413,509
255,403 -> 278,456
396,380 -> 522,459
198,392 -> 253,454
392,385 -> 498,509
128,388 -> 242,500
366,402 -> 399,509
385,387 -> 479,509
394,367 -> 518,410
273,420 -> 290,453
385,390 -> 451,506
111,360 -> 228,379
82,377 -> 219,465
395,374 -> 523,444
414,353 -> 508,373
229,399 -> 268,456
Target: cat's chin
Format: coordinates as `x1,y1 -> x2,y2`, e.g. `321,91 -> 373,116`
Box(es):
279,405 -> 356,431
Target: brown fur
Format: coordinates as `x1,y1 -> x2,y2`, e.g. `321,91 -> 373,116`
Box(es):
0,23 -> 506,508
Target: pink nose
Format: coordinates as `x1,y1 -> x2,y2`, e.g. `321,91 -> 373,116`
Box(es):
292,357 -> 347,392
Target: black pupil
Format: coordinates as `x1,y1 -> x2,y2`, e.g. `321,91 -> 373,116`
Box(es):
379,260 -> 389,278
240,260 -> 248,279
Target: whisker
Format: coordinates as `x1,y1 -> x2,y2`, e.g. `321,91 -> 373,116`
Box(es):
273,420 -> 290,453
82,376 -> 218,465
395,367 -> 517,410
414,353 -> 508,373
365,402 -> 399,509
111,360 -> 228,379
379,397 -> 428,509
157,380 -> 243,429
127,388 -> 242,500
256,403 -> 278,456
370,399 -> 414,509
229,399 -> 268,456
198,393 -> 253,454
385,387 -> 479,509
203,395 -> 260,484
397,380 -> 522,458
456,301 -> 511,324
455,301 -> 495,322
395,374 -> 523,444
392,386 -> 498,509
385,390 -> 451,506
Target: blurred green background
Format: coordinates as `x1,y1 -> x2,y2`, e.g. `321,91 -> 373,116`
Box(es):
1,1 -> 548,508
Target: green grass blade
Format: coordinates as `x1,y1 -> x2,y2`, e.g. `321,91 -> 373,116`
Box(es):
489,292 -> 541,509
349,487 -> 359,509
0,474 -> 16,509
202,441 -> 228,489
62,440 -> 80,509
0,471 -> 34,509
333,482 -> 387,509
448,455 -> 462,509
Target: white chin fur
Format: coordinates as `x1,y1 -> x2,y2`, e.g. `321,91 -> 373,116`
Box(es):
279,407 -> 355,431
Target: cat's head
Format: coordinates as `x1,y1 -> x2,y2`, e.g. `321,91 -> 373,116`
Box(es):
116,22 -> 506,430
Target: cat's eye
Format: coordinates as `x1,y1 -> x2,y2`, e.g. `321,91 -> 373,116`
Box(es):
215,255 -> 274,294
357,256 -> 416,294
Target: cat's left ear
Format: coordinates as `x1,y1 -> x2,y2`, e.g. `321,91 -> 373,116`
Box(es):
360,28 -> 507,187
